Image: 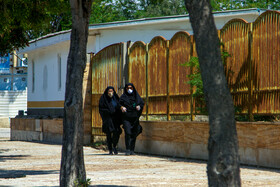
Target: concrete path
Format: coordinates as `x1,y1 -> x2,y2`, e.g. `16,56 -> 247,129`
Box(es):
1,140 -> 280,186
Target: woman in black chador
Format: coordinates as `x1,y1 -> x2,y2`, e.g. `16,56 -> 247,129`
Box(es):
120,83 -> 144,155
99,86 -> 122,155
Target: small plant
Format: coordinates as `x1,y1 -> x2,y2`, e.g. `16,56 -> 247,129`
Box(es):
91,141 -> 107,151
235,114 -> 249,122
181,56 -> 207,114
74,178 -> 91,187
181,43 -> 232,115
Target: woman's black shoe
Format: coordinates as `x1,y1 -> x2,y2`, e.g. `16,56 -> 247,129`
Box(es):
109,150 -> 113,155
130,151 -> 135,155
125,150 -> 131,156
113,147 -> 118,155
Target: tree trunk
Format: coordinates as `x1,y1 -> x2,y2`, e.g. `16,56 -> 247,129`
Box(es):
184,0 -> 241,186
60,0 -> 92,186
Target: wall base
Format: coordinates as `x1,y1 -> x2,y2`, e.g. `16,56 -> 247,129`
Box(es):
118,121 -> 280,169
0,117 -> 10,128
10,118 -> 92,145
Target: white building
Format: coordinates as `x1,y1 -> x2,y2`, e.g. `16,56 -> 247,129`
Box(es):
0,53 -> 27,121
18,8 -> 265,117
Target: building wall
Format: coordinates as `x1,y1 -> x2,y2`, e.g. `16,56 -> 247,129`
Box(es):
0,90 -> 27,118
0,53 -> 28,91
27,42 -> 92,117
23,10 -> 263,117
94,30 -> 179,52
27,42 -> 69,116
0,74 -> 27,91
118,121 -> 280,169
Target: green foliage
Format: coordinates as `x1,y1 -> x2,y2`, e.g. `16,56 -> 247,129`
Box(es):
91,140 -> 107,151
181,45 -> 232,114
135,0 -> 187,19
74,178 -> 91,187
90,0 -> 127,23
89,0 -> 279,25
183,57 -> 203,98
181,56 -> 207,114
0,0 -> 71,54
211,0 -> 280,11
235,114 -> 278,122
2,0 -> 277,54
235,114 -> 249,122
89,0 -> 187,24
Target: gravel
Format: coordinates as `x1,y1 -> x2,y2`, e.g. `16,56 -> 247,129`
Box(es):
1,140 -> 280,186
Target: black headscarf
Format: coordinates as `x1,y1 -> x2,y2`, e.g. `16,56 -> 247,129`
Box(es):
99,86 -> 120,115
120,83 -> 144,117
99,86 -> 122,134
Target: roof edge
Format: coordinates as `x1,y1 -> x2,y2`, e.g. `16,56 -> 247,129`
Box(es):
89,8 -> 265,27
26,8 -> 266,46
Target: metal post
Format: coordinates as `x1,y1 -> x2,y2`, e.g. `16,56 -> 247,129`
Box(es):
124,41 -> 131,87
121,42 -> 127,95
248,23 -> 254,121
11,51 -> 17,91
119,42 -> 124,95
166,41 -> 171,121
89,52 -> 94,143
90,52 -> 95,141
190,36 -> 195,121
10,65 -> 14,91
146,44 -> 149,121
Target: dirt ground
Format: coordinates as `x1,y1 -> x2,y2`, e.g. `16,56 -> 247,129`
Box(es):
1,140 -> 280,186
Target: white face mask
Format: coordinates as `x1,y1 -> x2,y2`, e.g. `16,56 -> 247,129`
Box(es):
127,89 -> 133,94
108,92 -> 113,98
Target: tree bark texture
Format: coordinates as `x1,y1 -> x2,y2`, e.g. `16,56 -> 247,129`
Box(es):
60,0 -> 92,186
184,0 -> 241,186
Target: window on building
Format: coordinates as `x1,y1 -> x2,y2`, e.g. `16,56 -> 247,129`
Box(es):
57,54 -> 62,90
43,65 -> 48,90
32,60 -> 35,92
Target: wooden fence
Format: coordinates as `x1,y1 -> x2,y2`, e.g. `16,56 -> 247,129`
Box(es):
91,10 -> 280,133
220,10 -> 280,120
91,43 -> 123,135
128,32 -> 194,120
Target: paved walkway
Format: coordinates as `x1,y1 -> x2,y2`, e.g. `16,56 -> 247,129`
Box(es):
1,130 -> 280,186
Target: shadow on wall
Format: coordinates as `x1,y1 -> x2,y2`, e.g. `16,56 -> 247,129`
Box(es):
225,55 -> 261,113
0,90 -> 27,104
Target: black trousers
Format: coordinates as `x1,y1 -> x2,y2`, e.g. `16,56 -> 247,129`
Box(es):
123,117 -> 141,151
106,132 -> 120,151
125,133 -> 137,151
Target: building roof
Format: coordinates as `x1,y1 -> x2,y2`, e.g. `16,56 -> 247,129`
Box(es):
21,8 -> 265,53
88,8 -> 264,29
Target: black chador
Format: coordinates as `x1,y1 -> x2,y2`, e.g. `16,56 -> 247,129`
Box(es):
99,86 -> 122,155
120,83 -> 144,155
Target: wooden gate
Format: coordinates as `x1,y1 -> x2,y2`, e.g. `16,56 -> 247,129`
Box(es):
91,43 -> 123,137
91,11 -> 280,138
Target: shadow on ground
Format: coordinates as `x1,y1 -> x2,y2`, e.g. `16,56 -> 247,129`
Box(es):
241,165 -> 280,174
130,152 -> 280,174
91,185 -> 132,187
0,154 -> 30,162
0,149 -> 10,154
0,169 -> 59,179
